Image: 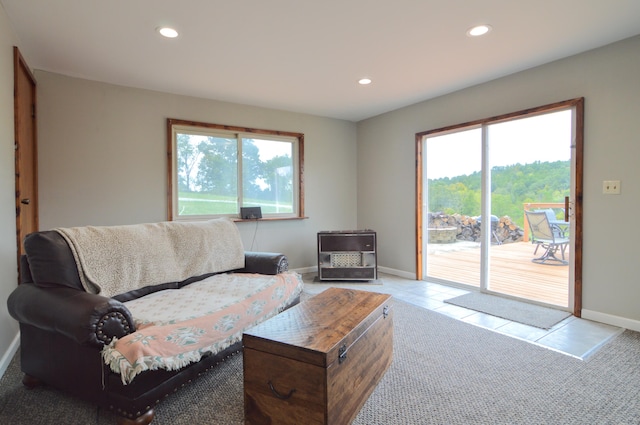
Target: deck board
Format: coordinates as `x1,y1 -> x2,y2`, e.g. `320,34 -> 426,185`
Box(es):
426,241 -> 569,307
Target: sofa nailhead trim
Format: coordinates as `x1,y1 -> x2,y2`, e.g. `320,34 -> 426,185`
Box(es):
96,311 -> 130,344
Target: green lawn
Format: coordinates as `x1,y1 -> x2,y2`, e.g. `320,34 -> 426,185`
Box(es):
177,192 -> 292,216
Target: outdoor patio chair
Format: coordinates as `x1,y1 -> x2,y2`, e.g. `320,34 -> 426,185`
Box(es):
534,208 -> 568,238
525,210 -> 569,266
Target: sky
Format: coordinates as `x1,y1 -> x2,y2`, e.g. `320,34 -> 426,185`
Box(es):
426,109 -> 572,179
252,138 -> 292,161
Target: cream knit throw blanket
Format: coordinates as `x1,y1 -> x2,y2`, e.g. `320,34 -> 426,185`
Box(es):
55,218 -> 245,298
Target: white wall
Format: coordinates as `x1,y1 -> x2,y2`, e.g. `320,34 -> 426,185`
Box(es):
35,71 -> 358,270
357,35 -> 640,327
0,5 -> 21,375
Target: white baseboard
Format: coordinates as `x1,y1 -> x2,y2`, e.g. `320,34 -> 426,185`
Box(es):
0,332 -> 20,380
291,266 -> 317,274
291,265 -> 417,281
581,309 -> 640,332
377,266 -> 416,280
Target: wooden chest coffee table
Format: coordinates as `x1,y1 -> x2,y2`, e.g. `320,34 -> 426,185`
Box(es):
243,287 -> 393,425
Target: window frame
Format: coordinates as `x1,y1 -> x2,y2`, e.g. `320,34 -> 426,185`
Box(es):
167,118 -> 305,221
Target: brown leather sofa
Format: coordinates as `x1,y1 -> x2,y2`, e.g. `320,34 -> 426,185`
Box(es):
8,230 -> 299,424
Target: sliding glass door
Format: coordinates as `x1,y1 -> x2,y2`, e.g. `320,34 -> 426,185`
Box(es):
418,100 -> 583,311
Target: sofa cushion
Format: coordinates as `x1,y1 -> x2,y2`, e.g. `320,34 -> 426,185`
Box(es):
24,231 -> 84,290
103,271 -> 304,384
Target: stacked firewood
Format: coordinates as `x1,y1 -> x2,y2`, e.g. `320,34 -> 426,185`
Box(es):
493,216 -> 524,243
427,212 -> 523,244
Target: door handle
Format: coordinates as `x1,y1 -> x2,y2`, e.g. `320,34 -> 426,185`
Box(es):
564,196 -> 569,222
20,198 -> 30,205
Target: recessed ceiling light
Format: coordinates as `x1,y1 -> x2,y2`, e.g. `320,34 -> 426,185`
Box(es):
358,78 -> 372,85
157,27 -> 179,38
467,24 -> 491,37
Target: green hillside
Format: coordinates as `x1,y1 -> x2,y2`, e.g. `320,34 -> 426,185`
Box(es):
428,160 -> 570,227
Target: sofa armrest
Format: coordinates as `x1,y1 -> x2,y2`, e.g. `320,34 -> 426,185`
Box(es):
7,283 -> 135,348
237,252 -> 289,275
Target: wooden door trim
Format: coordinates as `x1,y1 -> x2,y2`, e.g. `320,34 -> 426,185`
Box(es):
14,46 -> 38,281
415,98 -> 584,317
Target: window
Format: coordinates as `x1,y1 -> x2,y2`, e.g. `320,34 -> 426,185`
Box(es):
167,119 -> 304,220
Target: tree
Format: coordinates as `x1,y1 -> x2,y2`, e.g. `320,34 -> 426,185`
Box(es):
241,140 -> 265,200
195,137 -> 238,195
427,160 -> 570,227
261,155 -> 293,203
176,134 -> 201,192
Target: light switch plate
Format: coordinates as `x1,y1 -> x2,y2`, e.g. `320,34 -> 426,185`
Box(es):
603,180 -> 621,194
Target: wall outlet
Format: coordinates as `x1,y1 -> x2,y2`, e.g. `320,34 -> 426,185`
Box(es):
603,180 -> 621,194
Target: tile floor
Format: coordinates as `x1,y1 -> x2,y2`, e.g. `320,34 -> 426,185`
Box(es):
301,272 -> 623,360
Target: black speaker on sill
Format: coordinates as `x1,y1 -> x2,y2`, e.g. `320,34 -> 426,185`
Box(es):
240,207 -> 262,219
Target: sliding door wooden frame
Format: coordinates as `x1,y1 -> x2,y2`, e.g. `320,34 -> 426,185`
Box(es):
416,98 -> 584,316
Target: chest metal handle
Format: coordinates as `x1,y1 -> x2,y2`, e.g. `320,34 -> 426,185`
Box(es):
339,343 -> 348,364
268,380 -> 296,400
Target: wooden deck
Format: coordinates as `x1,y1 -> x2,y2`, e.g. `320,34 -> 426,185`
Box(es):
426,241 -> 569,307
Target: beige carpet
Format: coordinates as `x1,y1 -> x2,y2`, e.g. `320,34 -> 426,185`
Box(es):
1,297 -> 639,424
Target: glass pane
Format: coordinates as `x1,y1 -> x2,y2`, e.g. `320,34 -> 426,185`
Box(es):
487,110 -> 571,306
243,138 -> 294,214
176,132 -> 238,216
425,128 -> 482,287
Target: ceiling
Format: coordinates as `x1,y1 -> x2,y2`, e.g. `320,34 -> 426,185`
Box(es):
3,1 -> 640,122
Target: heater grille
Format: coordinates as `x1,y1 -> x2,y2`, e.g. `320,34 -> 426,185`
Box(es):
331,252 -> 362,268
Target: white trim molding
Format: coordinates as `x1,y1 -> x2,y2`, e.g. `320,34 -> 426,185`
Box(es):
292,266 -> 417,281
582,309 -> 640,332
291,266 -> 316,275
377,266 -> 416,280
0,332 -> 20,380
